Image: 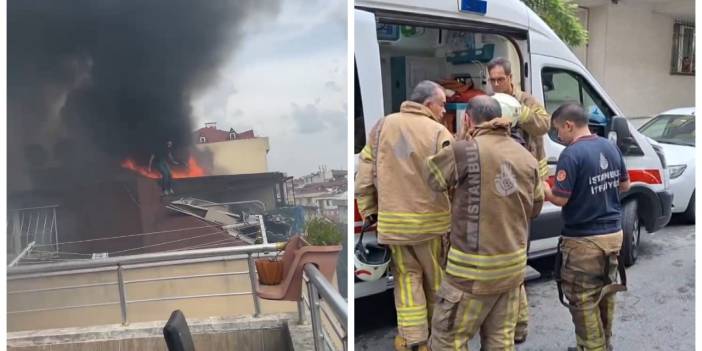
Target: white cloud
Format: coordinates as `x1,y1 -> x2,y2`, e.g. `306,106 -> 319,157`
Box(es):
190,0 -> 347,177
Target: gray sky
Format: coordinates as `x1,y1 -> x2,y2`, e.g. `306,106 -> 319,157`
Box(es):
191,0 -> 347,177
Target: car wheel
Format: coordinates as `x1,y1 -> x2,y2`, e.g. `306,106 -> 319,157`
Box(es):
621,200 -> 640,267
682,191 -> 695,224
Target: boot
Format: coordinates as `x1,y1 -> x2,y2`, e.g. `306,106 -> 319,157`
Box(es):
394,336 -> 409,351
394,336 -> 429,351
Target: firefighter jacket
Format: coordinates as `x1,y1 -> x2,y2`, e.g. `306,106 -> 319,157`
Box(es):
355,101 -> 455,245
425,118 -> 544,295
512,86 -> 550,180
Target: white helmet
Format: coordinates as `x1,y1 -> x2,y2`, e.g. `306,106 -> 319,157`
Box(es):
492,93 -> 522,126
354,222 -> 390,282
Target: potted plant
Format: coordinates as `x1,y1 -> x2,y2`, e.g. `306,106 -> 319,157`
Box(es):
254,244 -> 285,286
301,217 -> 343,246
255,217 -> 343,301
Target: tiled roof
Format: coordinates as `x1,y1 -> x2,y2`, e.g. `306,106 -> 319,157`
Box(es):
194,126 -> 256,144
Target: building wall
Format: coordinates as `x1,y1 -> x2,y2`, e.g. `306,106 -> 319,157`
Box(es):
9,174 -> 281,257
581,3 -> 695,116
571,8 -> 589,66
584,5 -> 608,83
337,204 -> 348,224
9,328 -> 292,351
195,138 -> 269,176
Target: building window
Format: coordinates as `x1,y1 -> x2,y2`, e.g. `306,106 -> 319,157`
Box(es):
229,132 -> 237,140
671,23 -> 695,75
199,136 -> 207,143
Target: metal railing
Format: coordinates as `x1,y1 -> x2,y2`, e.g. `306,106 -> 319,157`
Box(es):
304,264 -> 348,351
9,205 -> 59,258
7,242 -> 347,351
8,241 -> 36,268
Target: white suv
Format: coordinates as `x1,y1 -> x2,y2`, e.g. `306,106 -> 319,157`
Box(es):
639,107 -> 695,223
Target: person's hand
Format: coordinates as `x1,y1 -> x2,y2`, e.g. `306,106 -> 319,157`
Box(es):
543,181 -> 553,202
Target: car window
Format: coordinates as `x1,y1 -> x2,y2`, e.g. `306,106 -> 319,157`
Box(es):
542,70 -> 580,114
542,68 -> 615,143
640,118 -> 668,137
640,114 -> 695,146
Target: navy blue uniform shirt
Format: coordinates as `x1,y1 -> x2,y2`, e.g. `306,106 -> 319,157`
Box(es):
552,134 -> 628,237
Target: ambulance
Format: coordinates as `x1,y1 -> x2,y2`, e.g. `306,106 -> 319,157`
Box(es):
354,0 -> 673,297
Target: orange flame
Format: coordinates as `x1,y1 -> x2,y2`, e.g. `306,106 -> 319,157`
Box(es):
121,156 -> 206,179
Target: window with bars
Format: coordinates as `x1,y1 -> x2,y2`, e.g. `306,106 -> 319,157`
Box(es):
671,23 -> 695,75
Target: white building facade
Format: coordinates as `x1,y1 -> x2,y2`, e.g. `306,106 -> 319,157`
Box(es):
572,0 -> 695,116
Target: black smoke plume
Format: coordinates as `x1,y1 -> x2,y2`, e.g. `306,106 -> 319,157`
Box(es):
8,0 -> 278,191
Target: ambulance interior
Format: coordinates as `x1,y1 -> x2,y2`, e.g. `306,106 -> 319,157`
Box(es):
377,22 -> 522,134
376,22 -> 614,140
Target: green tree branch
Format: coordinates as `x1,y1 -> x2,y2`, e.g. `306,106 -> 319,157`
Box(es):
522,0 -> 589,47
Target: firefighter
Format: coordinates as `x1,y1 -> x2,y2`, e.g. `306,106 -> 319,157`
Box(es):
355,80 -> 455,351
426,95 -> 543,350
544,103 -> 630,351
488,57 -> 551,343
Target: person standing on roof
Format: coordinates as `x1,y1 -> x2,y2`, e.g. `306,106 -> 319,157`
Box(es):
426,95 -> 543,350
148,140 -> 180,195
488,56 -> 551,344
544,103 -> 630,351
355,80 -> 454,351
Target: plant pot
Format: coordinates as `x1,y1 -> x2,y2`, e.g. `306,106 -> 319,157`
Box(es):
255,258 -> 284,285
255,235 -> 342,301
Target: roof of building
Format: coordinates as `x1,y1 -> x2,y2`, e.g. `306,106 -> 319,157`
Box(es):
314,192 -> 347,201
295,191 -> 334,199
296,179 -> 347,194
194,124 -> 256,144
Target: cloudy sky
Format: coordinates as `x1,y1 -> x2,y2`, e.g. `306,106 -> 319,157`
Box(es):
191,0 -> 347,177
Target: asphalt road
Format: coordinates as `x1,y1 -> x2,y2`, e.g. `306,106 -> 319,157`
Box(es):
354,216 -> 695,350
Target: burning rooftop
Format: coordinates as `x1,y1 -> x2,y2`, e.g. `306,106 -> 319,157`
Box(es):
8,0 -> 280,194
121,155 -> 207,179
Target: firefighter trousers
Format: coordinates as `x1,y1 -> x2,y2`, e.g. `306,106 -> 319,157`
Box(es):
514,284 -> 528,342
429,281 -> 520,351
558,231 -> 623,351
389,236 -> 444,345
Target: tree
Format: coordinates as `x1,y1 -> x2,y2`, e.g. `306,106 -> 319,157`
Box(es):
522,0 -> 588,47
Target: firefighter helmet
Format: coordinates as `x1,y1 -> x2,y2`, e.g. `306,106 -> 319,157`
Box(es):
354,219 -> 391,282
492,93 -> 522,126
